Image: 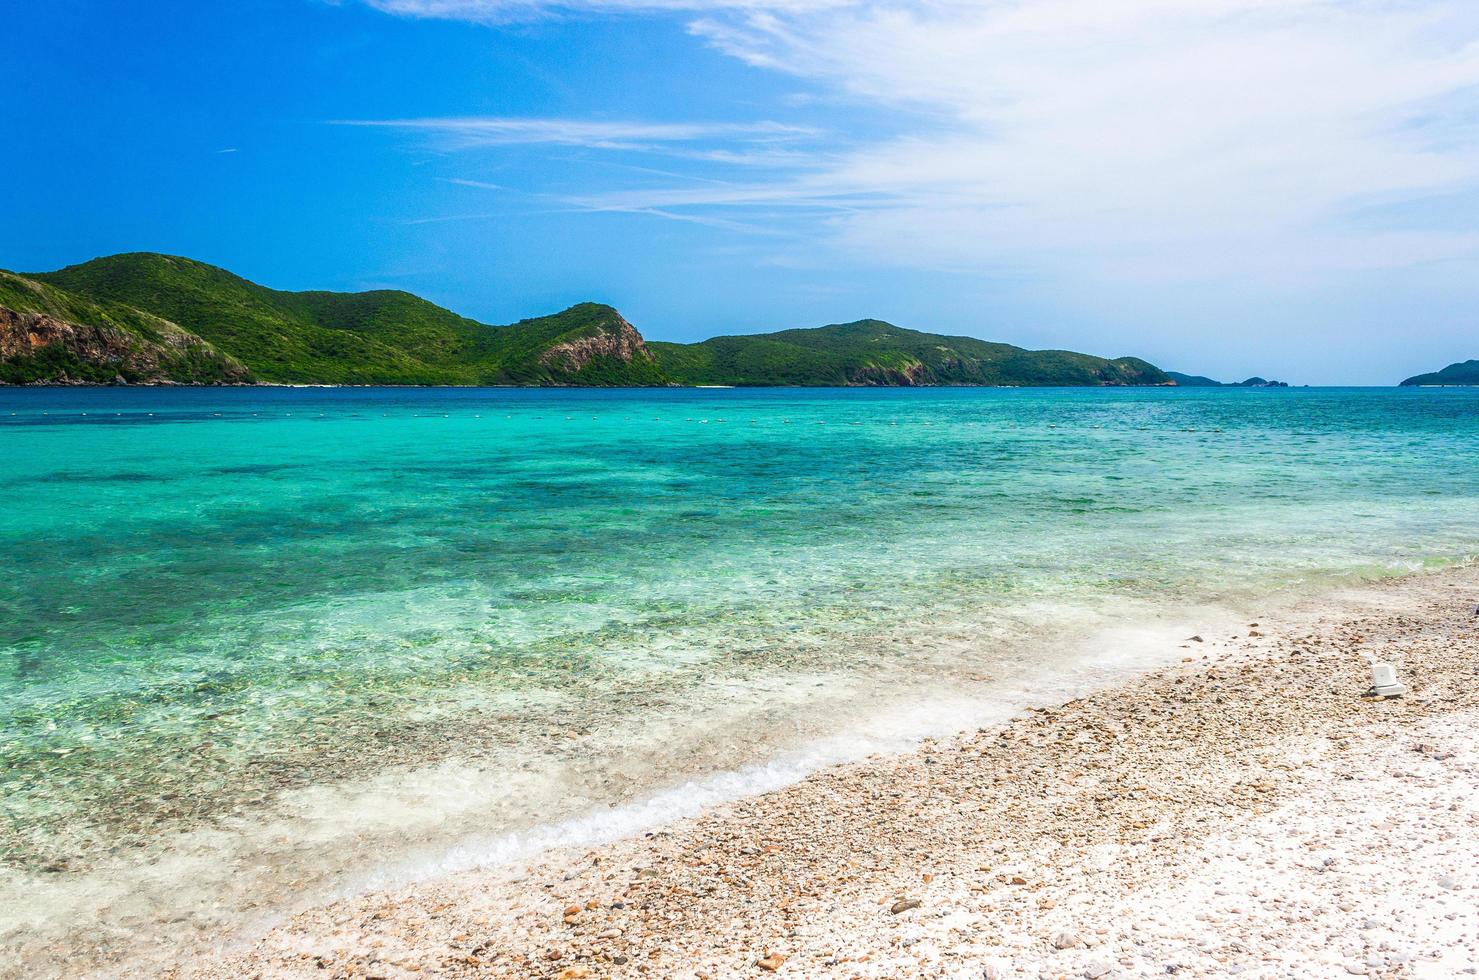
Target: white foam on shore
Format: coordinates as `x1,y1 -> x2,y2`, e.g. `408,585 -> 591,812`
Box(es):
360,693 -> 994,890
355,612 -> 1230,895
3,609 -> 1208,957
13,569 -> 1434,975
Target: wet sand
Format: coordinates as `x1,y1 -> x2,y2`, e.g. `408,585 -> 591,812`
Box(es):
162,564 -> 1478,979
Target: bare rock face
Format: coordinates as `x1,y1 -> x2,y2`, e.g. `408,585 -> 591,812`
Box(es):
848,360 -> 931,386
0,305 -> 251,384
0,307 -> 136,363
538,312 -> 649,374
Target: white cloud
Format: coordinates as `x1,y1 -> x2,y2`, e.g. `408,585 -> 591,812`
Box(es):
446,177 -> 509,190
335,115 -> 818,155
362,0 -> 852,22
361,0 -> 1479,281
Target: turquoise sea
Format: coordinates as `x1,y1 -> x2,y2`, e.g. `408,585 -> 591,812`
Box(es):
1,385 -> 1476,966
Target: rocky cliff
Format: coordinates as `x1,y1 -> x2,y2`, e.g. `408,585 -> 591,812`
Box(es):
0,279 -> 252,385
538,310 -> 651,375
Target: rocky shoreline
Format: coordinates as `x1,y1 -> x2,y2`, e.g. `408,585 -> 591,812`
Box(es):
158,565 -> 1478,980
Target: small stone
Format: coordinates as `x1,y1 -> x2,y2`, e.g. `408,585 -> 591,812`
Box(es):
1053,932 -> 1082,950
890,898 -> 922,914
757,953 -> 786,971
1084,963 -> 1113,979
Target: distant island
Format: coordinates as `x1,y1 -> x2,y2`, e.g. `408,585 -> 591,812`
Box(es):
1400,360 -> 1479,386
1166,372 -> 1290,388
4,252 -> 1178,388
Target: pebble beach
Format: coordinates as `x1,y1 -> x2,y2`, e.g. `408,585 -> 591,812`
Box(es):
168,565 -> 1478,980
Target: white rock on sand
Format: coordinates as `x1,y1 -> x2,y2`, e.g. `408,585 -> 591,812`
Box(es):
158,566 -> 1479,979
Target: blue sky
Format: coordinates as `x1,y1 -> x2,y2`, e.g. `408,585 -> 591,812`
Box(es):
5,0 -> 1479,383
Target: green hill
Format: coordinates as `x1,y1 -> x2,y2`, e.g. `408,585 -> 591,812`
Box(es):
650,319 -> 1171,387
1166,371 -> 1223,387
3,252 -> 1173,388
28,253 -> 663,386
0,269 -> 250,385
1400,360 -> 1479,386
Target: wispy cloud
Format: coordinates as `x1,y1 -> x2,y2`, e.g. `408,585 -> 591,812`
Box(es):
578,204 -> 780,234
359,0 -> 1479,282
446,177 -> 510,190
362,0 -> 854,23
402,210 -> 514,224
334,115 -> 820,162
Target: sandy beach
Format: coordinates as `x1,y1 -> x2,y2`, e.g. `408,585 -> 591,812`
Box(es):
152,565 -> 1478,980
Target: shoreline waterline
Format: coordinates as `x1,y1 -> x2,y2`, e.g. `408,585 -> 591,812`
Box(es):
3,587 -> 1250,969
5,560 -> 1474,977
346,558 -> 1468,897
185,561 -> 1479,980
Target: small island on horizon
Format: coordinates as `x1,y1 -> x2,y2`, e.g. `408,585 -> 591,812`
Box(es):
1165,372 -> 1291,388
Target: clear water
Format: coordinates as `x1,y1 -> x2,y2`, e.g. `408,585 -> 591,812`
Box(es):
1,385 -> 1475,965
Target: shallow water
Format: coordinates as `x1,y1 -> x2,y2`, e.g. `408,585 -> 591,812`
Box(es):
1,385 -> 1476,965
